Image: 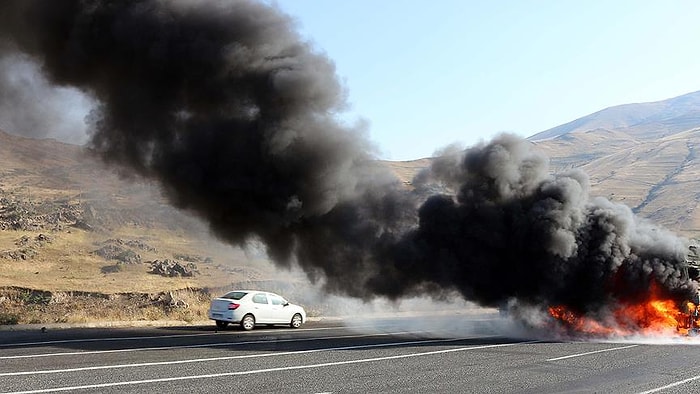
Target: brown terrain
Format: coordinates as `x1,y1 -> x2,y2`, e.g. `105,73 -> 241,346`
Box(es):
529,90 -> 700,235
0,130 -> 313,325
2,90 -> 700,325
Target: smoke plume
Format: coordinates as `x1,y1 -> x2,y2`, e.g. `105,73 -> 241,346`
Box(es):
0,51 -> 91,143
0,0 -> 695,317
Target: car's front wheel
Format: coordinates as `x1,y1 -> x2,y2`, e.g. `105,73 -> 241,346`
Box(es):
290,313 -> 303,329
240,314 -> 255,331
215,320 -> 229,329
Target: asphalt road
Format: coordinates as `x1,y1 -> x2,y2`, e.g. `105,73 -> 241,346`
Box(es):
2,314 -> 700,393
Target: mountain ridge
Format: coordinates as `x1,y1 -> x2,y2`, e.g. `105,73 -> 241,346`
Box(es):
529,90 -> 700,142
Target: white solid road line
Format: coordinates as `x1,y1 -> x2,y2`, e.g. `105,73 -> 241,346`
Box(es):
637,374 -> 700,394
0,336 -> 489,377
0,332 -> 215,347
0,331 -> 420,360
546,344 -> 639,361
0,340 -> 536,394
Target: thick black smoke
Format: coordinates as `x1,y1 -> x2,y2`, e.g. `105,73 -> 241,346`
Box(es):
0,0 -> 695,315
375,136 -> 695,313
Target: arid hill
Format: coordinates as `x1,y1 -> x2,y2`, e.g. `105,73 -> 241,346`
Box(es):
0,129 -> 323,323
530,91 -> 700,236
386,91 -> 700,238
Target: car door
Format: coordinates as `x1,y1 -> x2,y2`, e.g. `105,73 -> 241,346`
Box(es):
268,294 -> 289,323
250,292 -> 273,323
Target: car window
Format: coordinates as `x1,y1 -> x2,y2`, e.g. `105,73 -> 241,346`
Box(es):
252,293 -> 268,304
270,295 -> 286,306
222,291 -> 247,300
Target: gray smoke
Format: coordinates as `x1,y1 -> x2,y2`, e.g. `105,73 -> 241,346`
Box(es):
0,0 -> 695,320
0,51 -> 91,143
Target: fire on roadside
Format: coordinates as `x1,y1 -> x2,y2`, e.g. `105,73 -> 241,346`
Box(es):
548,282 -> 700,337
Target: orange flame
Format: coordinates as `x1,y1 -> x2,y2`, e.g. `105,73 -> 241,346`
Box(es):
548,283 -> 698,337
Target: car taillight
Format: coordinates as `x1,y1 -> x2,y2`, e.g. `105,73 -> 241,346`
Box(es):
228,303 -> 240,310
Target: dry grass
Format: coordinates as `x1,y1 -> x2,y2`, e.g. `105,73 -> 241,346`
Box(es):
0,205 -> 297,325
0,287 -> 212,324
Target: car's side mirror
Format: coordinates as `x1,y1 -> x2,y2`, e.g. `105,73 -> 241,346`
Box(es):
283,302 -> 289,307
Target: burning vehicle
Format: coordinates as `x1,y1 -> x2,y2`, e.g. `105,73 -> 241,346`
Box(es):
679,245 -> 700,334
545,244 -> 700,337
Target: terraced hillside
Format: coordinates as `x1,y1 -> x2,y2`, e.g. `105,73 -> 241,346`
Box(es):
529,91 -> 700,235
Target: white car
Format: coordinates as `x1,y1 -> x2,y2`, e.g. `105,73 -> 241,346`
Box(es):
207,290 -> 306,330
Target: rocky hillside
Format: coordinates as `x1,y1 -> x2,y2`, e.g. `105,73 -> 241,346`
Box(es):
529,91 -> 700,236
385,91 -> 700,238
0,129 -> 324,324
0,129 -> 307,296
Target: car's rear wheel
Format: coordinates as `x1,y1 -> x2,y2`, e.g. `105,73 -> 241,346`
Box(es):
215,320 -> 229,329
290,313 -> 303,329
240,314 -> 255,331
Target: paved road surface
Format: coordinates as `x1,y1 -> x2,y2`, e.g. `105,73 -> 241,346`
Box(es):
1,314 -> 700,393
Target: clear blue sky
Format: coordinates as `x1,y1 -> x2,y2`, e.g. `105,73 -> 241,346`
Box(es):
274,0 -> 700,160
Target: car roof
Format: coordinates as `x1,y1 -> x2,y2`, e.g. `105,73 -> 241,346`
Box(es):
226,290 -> 282,296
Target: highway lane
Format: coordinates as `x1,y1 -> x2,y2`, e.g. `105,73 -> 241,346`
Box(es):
2,316 -> 700,393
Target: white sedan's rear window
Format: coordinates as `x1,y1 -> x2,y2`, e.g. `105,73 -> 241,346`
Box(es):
222,291 -> 247,300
